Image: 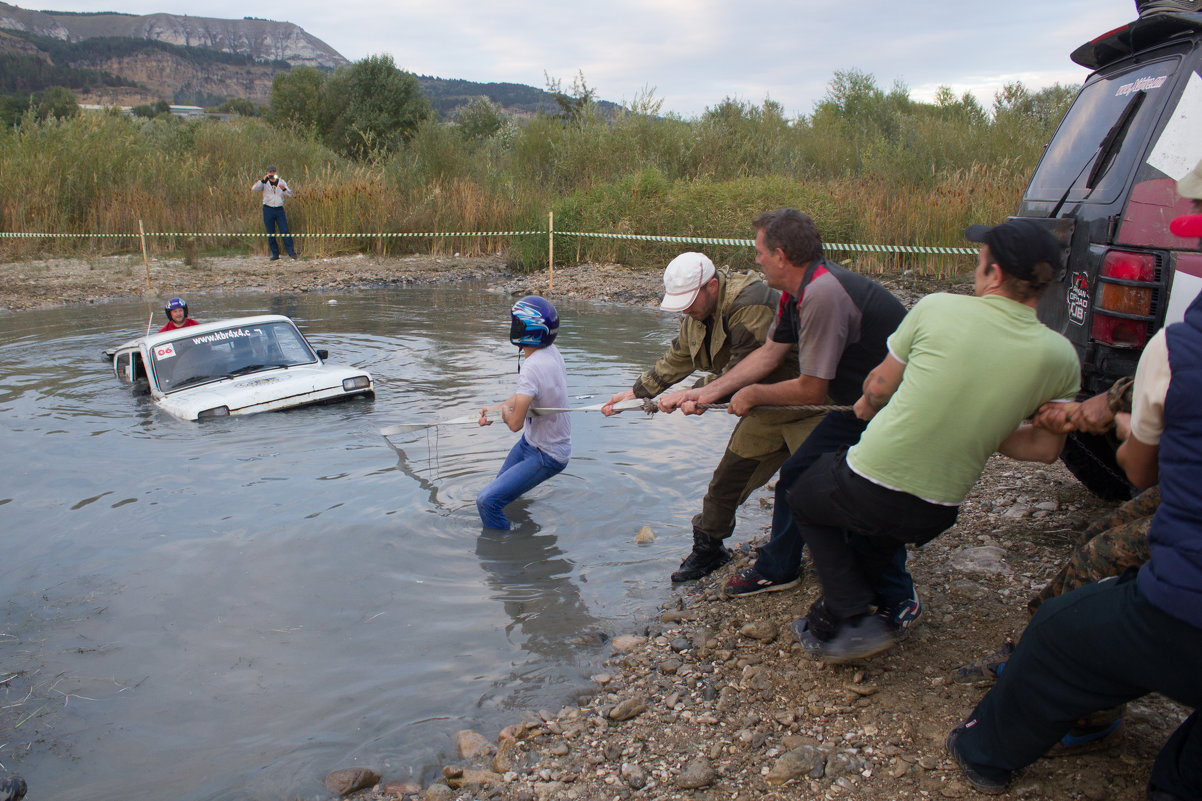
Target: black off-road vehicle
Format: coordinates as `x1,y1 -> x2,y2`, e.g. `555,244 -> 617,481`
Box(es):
1017,3 -> 1202,498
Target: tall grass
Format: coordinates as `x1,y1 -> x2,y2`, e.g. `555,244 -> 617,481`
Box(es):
0,76 -> 1071,275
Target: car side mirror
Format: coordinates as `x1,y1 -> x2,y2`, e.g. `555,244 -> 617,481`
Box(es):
316,349 -> 329,360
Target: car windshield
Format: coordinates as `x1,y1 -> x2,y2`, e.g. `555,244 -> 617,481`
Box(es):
1024,55 -> 1180,205
150,321 -> 317,393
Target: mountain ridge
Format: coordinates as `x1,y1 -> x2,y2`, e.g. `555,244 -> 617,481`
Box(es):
0,3 -> 620,118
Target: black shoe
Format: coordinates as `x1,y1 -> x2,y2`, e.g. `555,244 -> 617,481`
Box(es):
670,530 -> 731,583
945,724 -> 1010,795
0,772 -> 27,801
288,253 -> 297,260
270,255 -> 280,261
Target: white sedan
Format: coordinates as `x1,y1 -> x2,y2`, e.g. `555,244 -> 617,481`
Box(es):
106,315 -> 374,420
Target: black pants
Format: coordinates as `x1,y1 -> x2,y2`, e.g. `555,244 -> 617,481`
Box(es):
787,450 -> 958,619
956,575 -> 1202,798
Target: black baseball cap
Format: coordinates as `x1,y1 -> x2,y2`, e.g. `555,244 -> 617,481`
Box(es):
965,219 -> 1062,281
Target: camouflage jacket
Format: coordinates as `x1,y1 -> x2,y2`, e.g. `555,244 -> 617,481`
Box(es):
632,270 -> 799,399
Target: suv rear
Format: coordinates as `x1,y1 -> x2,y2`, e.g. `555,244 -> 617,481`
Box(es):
1019,8 -> 1202,497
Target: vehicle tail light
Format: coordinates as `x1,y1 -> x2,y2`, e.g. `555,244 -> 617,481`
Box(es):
1091,250 -> 1157,348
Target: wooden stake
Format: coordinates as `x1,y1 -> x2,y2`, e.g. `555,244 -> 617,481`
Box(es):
548,210 -> 554,291
140,219 -> 154,335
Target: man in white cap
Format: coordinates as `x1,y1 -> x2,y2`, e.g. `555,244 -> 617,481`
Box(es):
602,252 -> 821,582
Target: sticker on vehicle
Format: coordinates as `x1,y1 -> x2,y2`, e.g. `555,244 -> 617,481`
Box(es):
1068,271 -> 1090,326
155,343 -> 177,360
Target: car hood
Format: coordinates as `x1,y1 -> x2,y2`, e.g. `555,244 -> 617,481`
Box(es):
156,363 -> 368,420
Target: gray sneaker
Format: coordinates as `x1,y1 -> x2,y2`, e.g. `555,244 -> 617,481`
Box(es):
814,613 -> 895,664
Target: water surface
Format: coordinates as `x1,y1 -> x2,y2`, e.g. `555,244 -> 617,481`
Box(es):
0,285 -> 768,800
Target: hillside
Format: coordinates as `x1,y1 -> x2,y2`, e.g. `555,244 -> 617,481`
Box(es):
0,2 -> 346,68
0,3 -> 623,117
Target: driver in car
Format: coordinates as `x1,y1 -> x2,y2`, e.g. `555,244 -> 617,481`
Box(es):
159,298 -> 200,332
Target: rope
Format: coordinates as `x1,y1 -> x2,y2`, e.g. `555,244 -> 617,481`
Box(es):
637,399 -> 855,414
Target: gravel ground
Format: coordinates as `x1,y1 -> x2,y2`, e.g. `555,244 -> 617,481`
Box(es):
2,253 -> 1183,801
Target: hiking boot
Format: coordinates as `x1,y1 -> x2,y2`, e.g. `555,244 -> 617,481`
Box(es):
945,723 -> 1010,795
723,566 -> 801,598
815,613 -> 896,664
0,772 -> 27,801
876,587 -> 923,637
670,530 -> 731,583
955,641 -> 1015,684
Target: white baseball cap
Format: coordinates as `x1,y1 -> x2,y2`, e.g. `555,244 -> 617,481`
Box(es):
659,252 -> 716,312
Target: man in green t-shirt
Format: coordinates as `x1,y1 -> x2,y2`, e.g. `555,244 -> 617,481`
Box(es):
791,219 -> 1081,664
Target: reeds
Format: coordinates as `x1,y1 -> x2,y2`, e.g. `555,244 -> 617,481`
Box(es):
0,78 -> 1070,278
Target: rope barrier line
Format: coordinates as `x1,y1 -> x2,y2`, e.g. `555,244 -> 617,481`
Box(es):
0,229 -> 978,256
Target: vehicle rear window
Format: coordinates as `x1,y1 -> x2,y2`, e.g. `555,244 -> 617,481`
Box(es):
1024,56 -> 1181,204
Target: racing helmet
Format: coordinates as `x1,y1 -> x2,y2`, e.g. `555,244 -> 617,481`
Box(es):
165,297 -> 188,317
509,295 -> 559,348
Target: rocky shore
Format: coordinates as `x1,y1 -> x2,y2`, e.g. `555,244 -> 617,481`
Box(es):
3,253 -> 1186,801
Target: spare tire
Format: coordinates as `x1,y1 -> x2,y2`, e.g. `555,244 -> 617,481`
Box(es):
1059,431 -> 1135,501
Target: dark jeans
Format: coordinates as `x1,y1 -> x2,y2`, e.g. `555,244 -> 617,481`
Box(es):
262,205 -> 295,258
788,450 -> 958,619
955,575 -> 1202,798
757,413 -> 914,607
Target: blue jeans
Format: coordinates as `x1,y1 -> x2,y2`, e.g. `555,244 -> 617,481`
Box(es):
756,411 -> 914,607
262,205 -> 295,258
476,436 -> 567,530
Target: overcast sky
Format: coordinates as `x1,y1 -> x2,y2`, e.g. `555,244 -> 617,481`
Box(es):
36,1 -> 1140,118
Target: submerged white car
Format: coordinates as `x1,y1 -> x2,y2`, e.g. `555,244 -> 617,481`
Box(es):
106,315 -> 374,420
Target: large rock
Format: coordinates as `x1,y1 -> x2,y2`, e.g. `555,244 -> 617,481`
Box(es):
676,757 -> 716,789
455,729 -> 491,759
324,767 -> 380,796
766,746 -> 826,785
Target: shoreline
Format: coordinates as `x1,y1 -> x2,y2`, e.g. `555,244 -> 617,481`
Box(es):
4,254 -> 1182,801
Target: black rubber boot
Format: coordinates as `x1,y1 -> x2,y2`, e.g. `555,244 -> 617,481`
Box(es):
670,529 -> 732,583
0,772 -> 27,801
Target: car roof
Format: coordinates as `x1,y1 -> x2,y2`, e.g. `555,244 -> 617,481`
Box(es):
144,314 -> 298,346
1072,11 -> 1202,70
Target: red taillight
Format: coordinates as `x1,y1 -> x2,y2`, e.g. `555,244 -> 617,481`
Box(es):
1090,250 -> 1156,348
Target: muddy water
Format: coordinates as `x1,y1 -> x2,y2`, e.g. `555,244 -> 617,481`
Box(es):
0,285 -> 768,800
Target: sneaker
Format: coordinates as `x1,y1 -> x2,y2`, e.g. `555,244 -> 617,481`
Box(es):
945,723 -> 1010,795
269,255 -> 280,261
670,531 -> 732,583
791,616 -> 824,658
723,566 -> 801,598
1048,711 -> 1124,756
955,641 -> 1015,684
877,588 -> 922,636
816,613 -> 896,664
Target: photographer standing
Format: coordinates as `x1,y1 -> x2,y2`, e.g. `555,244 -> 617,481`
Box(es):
252,165 -> 297,261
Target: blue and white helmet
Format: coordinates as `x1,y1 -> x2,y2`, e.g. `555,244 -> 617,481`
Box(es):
165,297 -> 188,317
509,295 -> 559,348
